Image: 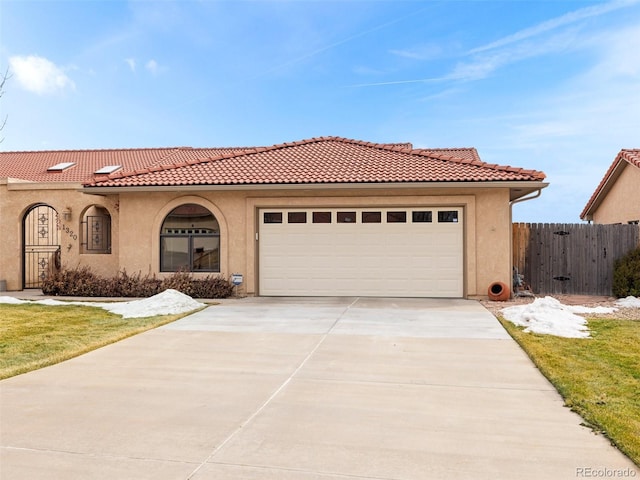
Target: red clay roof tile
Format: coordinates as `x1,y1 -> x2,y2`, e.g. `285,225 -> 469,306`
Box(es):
1,137 -> 545,187
0,146 -> 250,183
83,137 -> 545,188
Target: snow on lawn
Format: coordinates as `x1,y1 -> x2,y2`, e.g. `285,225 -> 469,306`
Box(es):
0,289 -> 206,319
616,296 -> 640,308
500,296 -> 618,339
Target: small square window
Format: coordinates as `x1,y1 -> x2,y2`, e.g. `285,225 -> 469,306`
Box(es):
438,211 -> 459,223
264,212 -> 283,224
362,211 -> 382,223
313,212 -> 332,223
412,211 -> 433,223
387,211 -> 407,223
337,212 -> 356,223
288,212 -> 307,223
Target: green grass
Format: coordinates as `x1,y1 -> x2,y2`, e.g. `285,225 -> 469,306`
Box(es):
0,303 -> 194,380
499,316 -> 640,466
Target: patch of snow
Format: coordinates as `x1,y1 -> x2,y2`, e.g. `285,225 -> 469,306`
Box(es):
501,296 -> 617,339
0,289 -> 205,319
615,296 -> 640,308
100,289 -> 205,319
0,296 -> 27,304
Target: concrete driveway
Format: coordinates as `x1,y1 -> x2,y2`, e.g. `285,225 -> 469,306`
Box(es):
1,297 -> 637,480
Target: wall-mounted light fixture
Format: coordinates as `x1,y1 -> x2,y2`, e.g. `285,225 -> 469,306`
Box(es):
62,207 -> 72,221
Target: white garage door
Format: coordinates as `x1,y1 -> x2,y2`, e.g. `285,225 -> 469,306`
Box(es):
258,207 -> 463,297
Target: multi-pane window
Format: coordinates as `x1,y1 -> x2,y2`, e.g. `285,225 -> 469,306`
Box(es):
160,204 -> 220,272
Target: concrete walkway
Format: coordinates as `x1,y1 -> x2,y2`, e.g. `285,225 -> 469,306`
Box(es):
1,297 -> 637,479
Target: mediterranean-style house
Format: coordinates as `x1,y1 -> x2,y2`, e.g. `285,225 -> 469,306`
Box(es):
581,149 -> 640,224
0,136 -> 547,298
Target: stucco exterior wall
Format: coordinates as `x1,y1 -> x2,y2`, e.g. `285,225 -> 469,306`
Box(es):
592,165 -> 640,224
1,181 -> 515,297
473,188 -> 512,297
114,186 -> 513,298
0,181 -> 119,290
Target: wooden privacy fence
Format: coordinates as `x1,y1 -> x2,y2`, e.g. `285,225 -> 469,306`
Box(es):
513,223 -> 640,296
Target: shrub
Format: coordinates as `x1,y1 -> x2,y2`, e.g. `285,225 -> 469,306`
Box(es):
41,266 -> 106,297
612,246 -> 640,298
42,267 -> 233,299
161,271 -> 234,298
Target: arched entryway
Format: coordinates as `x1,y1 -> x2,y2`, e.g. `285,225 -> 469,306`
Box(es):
23,204 -> 61,289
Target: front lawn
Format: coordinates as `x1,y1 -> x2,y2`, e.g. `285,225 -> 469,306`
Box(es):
0,303 -> 186,380
499,317 -> 640,466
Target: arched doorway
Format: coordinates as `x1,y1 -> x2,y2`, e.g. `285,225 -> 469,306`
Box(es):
23,204 -> 61,289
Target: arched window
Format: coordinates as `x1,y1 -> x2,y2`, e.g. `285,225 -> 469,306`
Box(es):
160,204 -> 220,272
81,205 -> 112,254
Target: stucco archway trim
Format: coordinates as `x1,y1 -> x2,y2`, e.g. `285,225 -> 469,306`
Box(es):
151,196 -> 229,277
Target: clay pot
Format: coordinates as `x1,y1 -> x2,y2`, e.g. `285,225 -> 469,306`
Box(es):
488,281 -> 510,301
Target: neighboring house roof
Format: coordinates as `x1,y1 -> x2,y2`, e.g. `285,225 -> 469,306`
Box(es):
580,149 -> 640,220
83,137 -> 545,188
0,146 -> 251,183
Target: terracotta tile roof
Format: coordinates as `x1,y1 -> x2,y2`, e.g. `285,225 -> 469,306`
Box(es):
581,149 -> 640,220
84,137 -> 545,188
419,147 -> 481,162
0,146 -> 251,183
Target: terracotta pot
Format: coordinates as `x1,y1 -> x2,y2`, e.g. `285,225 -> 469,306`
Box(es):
488,281 -> 510,301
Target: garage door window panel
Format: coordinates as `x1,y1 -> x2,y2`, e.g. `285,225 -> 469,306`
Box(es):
362,211 -> 382,223
160,204 -> 220,272
288,212 -> 307,224
412,211 -> 433,223
387,211 -> 407,223
337,212 -> 356,223
438,211 -> 459,223
313,212 -> 332,223
264,212 -> 283,224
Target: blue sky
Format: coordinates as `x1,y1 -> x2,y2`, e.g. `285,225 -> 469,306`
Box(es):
1,0 -> 639,222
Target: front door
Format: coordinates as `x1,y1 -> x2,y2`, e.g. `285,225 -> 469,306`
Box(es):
23,204 -> 61,289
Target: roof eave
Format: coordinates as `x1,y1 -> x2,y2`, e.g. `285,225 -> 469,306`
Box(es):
7,180 -> 83,191
82,180 -> 548,195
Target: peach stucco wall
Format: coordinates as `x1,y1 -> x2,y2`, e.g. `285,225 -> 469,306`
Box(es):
0,180 -> 119,290
115,186 -> 512,298
592,165 -> 640,224
1,181 -> 514,297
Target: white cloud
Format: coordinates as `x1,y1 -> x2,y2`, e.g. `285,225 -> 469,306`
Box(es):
145,59 -> 159,75
9,55 -> 75,95
389,44 -> 442,61
448,0 -> 639,83
469,0 -> 639,55
354,1 -> 638,87
125,58 -> 136,72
